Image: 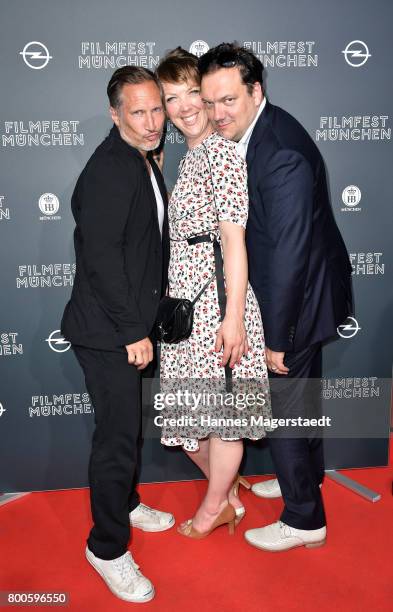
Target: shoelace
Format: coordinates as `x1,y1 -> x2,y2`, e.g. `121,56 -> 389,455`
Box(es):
137,504 -> 160,522
113,552 -> 142,586
279,521 -> 293,538
138,503 -> 156,515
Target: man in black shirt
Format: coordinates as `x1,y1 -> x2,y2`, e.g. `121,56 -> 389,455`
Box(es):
61,66 -> 172,603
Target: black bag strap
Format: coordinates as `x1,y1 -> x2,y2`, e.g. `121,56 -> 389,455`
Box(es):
190,268 -> 216,306
188,233 -> 223,307
201,143 -> 233,389
199,144 -> 226,317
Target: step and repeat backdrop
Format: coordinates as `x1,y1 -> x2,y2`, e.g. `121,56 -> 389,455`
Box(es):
0,0 -> 391,492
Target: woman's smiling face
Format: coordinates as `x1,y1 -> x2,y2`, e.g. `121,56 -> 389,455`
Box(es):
161,79 -> 211,147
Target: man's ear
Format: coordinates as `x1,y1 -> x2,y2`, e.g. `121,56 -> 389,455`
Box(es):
252,82 -> 263,106
110,105 -> 120,127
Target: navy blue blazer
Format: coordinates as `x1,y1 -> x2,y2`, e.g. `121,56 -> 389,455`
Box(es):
246,101 -> 353,353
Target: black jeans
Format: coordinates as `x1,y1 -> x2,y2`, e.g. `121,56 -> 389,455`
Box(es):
268,343 -> 326,530
73,346 -> 141,560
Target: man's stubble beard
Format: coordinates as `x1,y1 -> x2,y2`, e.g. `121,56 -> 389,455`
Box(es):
216,124 -> 239,143
138,138 -> 162,152
118,126 -> 162,153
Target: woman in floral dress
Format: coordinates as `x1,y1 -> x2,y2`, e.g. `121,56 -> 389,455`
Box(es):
156,48 -> 270,538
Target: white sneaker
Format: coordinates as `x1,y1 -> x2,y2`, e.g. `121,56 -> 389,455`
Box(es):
129,503 -> 175,532
85,547 -> 155,603
244,521 -> 326,552
251,478 -> 282,498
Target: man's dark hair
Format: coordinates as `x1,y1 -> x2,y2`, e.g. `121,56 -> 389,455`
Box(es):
107,66 -> 161,108
198,42 -> 264,94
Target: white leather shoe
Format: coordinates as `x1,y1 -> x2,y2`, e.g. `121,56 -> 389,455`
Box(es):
129,503 -> 175,532
252,479 -> 322,499
251,478 -> 282,498
244,521 -> 326,552
85,547 -> 155,602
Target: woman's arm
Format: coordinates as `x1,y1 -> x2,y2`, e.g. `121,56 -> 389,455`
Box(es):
215,221 -> 249,368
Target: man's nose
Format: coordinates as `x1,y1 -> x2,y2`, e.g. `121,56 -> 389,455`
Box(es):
145,113 -> 156,131
212,104 -> 225,122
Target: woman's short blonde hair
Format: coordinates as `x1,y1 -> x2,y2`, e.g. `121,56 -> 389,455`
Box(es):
156,47 -> 200,86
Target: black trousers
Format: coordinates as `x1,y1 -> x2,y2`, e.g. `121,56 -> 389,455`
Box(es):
73,346 -> 141,560
268,343 -> 326,530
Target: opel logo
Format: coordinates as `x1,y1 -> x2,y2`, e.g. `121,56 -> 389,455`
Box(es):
45,330 -> 71,353
20,41 -> 53,70
342,41 -> 371,68
337,316 -> 361,339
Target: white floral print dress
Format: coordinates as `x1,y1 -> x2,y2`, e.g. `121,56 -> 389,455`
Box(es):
159,132 -> 270,451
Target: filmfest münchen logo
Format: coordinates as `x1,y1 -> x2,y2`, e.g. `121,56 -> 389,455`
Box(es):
0,403 -> 6,418
29,393 -> 92,418
2,121 -> 84,147
349,252 -> 384,276
316,115 -> 390,141
20,41 -> 53,70
322,377 -> 379,400
0,332 -> 23,356
337,317 -> 361,339
189,41 -> 209,57
342,41 -> 371,67
45,330 -> 71,353
16,264 -> 75,288
243,41 -> 318,67
79,42 -> 159,69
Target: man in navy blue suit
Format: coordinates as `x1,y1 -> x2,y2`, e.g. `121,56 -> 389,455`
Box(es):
199,43 -> 353,551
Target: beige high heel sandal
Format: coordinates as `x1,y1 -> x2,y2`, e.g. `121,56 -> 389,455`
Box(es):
177,503 -> 236,539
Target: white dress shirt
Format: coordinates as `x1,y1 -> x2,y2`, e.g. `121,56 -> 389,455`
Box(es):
235,96 -> 267,160
150,169 -> 165,237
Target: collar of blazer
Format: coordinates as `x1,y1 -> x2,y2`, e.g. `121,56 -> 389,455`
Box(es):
109,124 -> 147,160
246,99 -> 273,171
109,125 -> 167,205
109,124 -> 166,238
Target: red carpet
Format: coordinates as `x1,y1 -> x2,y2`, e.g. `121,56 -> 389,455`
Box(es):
1,457 -> 392,611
